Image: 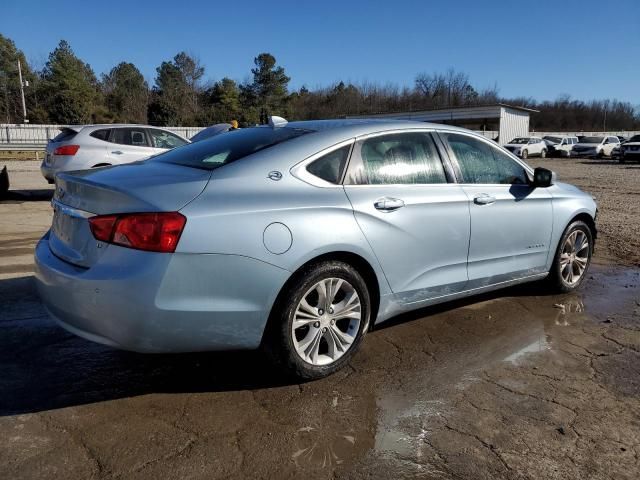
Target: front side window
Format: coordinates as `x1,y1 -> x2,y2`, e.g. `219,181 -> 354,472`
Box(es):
350,132 -> 447,185
443,133 -> 528,185
148,129 -> 188,149
111,128 -> 149,147
306,145 -> 351,184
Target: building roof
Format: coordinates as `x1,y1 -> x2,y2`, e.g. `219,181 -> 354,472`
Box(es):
347,103 -> 539,119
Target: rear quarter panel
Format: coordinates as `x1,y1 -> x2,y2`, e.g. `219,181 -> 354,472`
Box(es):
177,154 -> 393,298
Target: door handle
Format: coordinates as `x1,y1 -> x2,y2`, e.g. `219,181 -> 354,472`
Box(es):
374,197 -> 405,212
474,194 -> 496,205
111,150 -> 123,155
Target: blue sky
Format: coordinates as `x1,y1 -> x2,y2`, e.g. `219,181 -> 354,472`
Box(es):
2,0 -> 639,103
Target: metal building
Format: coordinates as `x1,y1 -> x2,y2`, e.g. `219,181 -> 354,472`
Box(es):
347,103 -> 538,145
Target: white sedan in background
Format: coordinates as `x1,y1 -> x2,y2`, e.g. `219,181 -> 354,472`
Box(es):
41,124 -> 189,183
503,137 -> 547,159
571,136 -> 620,158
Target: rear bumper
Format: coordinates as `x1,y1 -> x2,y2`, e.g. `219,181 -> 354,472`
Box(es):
34,232 -> 290,352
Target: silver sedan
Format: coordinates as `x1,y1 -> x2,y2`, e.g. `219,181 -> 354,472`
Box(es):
35,118 -> 597,379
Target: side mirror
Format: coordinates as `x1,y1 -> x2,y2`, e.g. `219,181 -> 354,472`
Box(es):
532,167 -> 555,188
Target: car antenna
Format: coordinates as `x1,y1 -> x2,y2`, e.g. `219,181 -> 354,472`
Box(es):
268,116 -> 288,128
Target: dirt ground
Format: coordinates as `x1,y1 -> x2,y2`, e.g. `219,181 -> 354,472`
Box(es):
1,158 -> 639,479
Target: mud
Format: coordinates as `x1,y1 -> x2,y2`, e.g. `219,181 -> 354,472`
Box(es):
0,161 -> 639,479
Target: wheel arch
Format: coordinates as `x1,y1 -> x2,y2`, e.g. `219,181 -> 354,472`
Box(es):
263,250 -> 382,344
569,211 -> 597,240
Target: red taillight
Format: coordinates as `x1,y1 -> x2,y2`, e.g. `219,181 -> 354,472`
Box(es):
54,144 -> 80,156
88,212 -> 186,253
88,215 -> 117,242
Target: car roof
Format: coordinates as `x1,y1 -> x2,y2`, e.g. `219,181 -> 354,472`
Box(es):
286,118 -> 470,137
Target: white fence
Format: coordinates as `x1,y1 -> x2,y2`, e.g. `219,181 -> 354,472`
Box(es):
1,123 -> 638,149
0,124 -> 205,147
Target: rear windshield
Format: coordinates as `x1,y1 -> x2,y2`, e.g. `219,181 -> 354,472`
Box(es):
153,126 -> 313,170
579,136 -> 604,143
52,128 -> 77,142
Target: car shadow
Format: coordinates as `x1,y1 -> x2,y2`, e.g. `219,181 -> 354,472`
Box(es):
375,279 -> 554,331
0,276 -> 300,416
0,189 -> 54,203
0,274 -> 559,416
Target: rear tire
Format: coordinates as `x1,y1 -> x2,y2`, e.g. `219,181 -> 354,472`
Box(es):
547,220 -> 593,293
521,150 -> 528,159
263,261 -> 370,380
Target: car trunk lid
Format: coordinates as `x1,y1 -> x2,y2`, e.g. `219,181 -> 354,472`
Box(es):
49,161 -> 211,267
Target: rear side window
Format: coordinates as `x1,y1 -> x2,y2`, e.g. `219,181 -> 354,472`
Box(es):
52,128 -> 77,142
148,129 -> 188,149
111,128 -> 149,146
90,129 -> 111,141
306,145 -> 351,184
350,132 -> 447,185
443,133 -> 528,185
153,126 -> 313,170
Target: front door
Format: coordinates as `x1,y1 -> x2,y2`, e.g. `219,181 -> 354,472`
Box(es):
439,131 -> 553,288
343,131 -> 470,304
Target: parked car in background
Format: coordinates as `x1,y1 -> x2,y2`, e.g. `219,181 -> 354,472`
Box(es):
619,134 -> 640,163
41,124 -> 190,183
571,136 -> 620,158
617,136 -> 627,143
503,137 -> 547,159
34,118 -> 597,379
543,135 -> 579,157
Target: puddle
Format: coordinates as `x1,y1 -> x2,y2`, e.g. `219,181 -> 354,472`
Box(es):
368,264 -> 640,466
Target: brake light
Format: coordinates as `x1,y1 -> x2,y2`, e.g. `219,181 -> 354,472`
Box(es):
54,145 -> 80,156
88,212 -> 186,253
88,215 -> 117,242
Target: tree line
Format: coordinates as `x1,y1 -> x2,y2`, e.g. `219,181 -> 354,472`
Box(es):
1,34 -> 638,131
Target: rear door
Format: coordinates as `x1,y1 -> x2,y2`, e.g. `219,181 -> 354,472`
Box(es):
439,131 -> 553,288
105,127 -> 154,164
343,130 -> 470,304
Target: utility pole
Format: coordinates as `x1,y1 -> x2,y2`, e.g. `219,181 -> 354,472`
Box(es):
17,59 -> 29,124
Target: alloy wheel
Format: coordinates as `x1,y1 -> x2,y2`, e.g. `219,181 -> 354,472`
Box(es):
291,277 -> 361,366
560,230 -> 590,285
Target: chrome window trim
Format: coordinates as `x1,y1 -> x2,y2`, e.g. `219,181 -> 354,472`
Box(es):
290,138 -> 355,188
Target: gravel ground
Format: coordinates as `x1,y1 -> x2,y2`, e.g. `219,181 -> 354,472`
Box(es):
0,158 -> 639,479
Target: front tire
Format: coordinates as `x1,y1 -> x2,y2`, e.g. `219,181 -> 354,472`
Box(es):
540,149 -> 547,158
547,220 -> 593,293
264,261 -> 370,380
521,150 -> 528,159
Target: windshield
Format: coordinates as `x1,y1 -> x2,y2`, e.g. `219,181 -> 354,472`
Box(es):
579,136 -> 604,144
543,136 -> 562,144
153,126 -> 313,170
509,138 -> 529,144
629,135 -> 640,143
